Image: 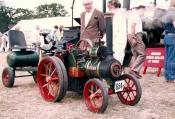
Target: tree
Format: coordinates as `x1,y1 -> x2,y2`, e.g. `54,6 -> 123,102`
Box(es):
0,6 -> 35,32
0,6 -> 13,32
12,8 -> 34,24
35,3 -> 68,18
0,3 -> 68,32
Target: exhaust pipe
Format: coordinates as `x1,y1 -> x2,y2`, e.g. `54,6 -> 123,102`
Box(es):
104,13 -> 114,58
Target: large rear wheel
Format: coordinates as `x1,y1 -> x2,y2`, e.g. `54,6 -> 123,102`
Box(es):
37,56 -> 68,102
117,74 -> 142,105
84,79 -> 108,113
2,67 -> 15,87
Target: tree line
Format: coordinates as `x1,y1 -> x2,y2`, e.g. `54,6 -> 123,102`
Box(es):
0,3 -> 68,32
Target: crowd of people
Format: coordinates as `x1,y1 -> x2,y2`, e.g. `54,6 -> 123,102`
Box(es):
80,0 -> 175,82
80,0 -> 146,79
0,0 -> 175,83
0,24 -> 64,53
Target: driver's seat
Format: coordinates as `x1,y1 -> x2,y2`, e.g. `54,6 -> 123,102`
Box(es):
8,30 -> 27,50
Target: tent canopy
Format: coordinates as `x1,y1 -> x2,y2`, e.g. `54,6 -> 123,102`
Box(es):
11,16 -> 80,44
12,16 -> 80,31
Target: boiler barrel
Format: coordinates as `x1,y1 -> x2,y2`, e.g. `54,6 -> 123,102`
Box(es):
7,51 -> 39,67
84,59 -> 121,78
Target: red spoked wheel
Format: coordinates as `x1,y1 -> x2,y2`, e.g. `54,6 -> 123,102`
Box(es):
2,67 -> 15,88
84,79 -> 108,113
117,74 -> 142,105
37,56 -> 68,102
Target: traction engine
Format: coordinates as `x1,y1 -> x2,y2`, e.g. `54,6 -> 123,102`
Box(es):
36,14 -> 142,113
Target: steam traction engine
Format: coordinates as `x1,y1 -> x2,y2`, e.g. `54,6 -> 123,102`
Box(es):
37,14 -> 142,113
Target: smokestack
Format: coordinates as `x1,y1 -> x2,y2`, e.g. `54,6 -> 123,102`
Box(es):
103,0 -> 106,13
104,13 -> 113,57
123,0 -> 130,10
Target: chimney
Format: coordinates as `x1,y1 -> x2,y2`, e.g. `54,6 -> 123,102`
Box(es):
104,13 -> 114,57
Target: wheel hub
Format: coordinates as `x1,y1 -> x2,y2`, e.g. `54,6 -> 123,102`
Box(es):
46,76 -> 51,82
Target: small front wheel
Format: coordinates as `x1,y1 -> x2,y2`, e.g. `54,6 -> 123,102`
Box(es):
84,79 -> 108,113
2,67 -> 15,87
117,74 -> 142,105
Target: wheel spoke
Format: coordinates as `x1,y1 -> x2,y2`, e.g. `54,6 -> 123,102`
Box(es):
47,84 -> 51,96
90,89 -> 101,99
47,63 -> 52,76
48,83 -> 57,96
50,68 -> 56,77
92,97 -> 102,108
42,83 -> 48,88
46,65 -> 49,76
126,81 -> 130,88
46,63 -> 51,76
130,81 -> 135,89
41,73 -> 49,77
89,85 -> 94,94
130,91 -> 136,98
126,92 -> 132,101
121,89 -> 127,95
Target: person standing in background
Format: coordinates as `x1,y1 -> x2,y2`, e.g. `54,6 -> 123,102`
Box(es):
31,25 -> 43,54
162,0 -> 175,83
0,33 -> 9,52
107,0 -> 113,11
79,0 -> 105,49
57,25 -> 64,42
107,0 -> 127,65
45,25 -> 59,45
127,7 -> 146,79
0,32 -> 3,52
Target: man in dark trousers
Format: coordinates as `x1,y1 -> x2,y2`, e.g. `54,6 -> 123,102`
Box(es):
79,0 -> 105,50
127,7 -> 146,78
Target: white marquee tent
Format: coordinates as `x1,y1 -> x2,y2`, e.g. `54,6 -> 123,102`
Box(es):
11,16 -> 80,44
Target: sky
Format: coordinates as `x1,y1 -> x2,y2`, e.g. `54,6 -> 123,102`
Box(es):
3,0 -> 103,17
3,0 -> 170,17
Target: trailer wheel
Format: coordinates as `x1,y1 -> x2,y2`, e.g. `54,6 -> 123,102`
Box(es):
37,56 -> 68,102
2,67 -> 15,87
117,74 -> 142,105
84,79 -> 108,113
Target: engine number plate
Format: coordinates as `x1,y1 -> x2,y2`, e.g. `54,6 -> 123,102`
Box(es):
114,80 -> 125,92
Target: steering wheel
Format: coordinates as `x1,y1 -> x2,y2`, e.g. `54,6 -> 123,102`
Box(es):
75,39 -> 93,52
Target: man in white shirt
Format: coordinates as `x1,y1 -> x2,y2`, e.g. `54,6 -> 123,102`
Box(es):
107,0 -> 127,65
127,7 -> 146,78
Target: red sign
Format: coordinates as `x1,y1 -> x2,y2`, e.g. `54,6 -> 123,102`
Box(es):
143,48 -> 165,77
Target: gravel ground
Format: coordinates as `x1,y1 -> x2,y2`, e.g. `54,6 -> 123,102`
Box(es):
0,52 -> 175,119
